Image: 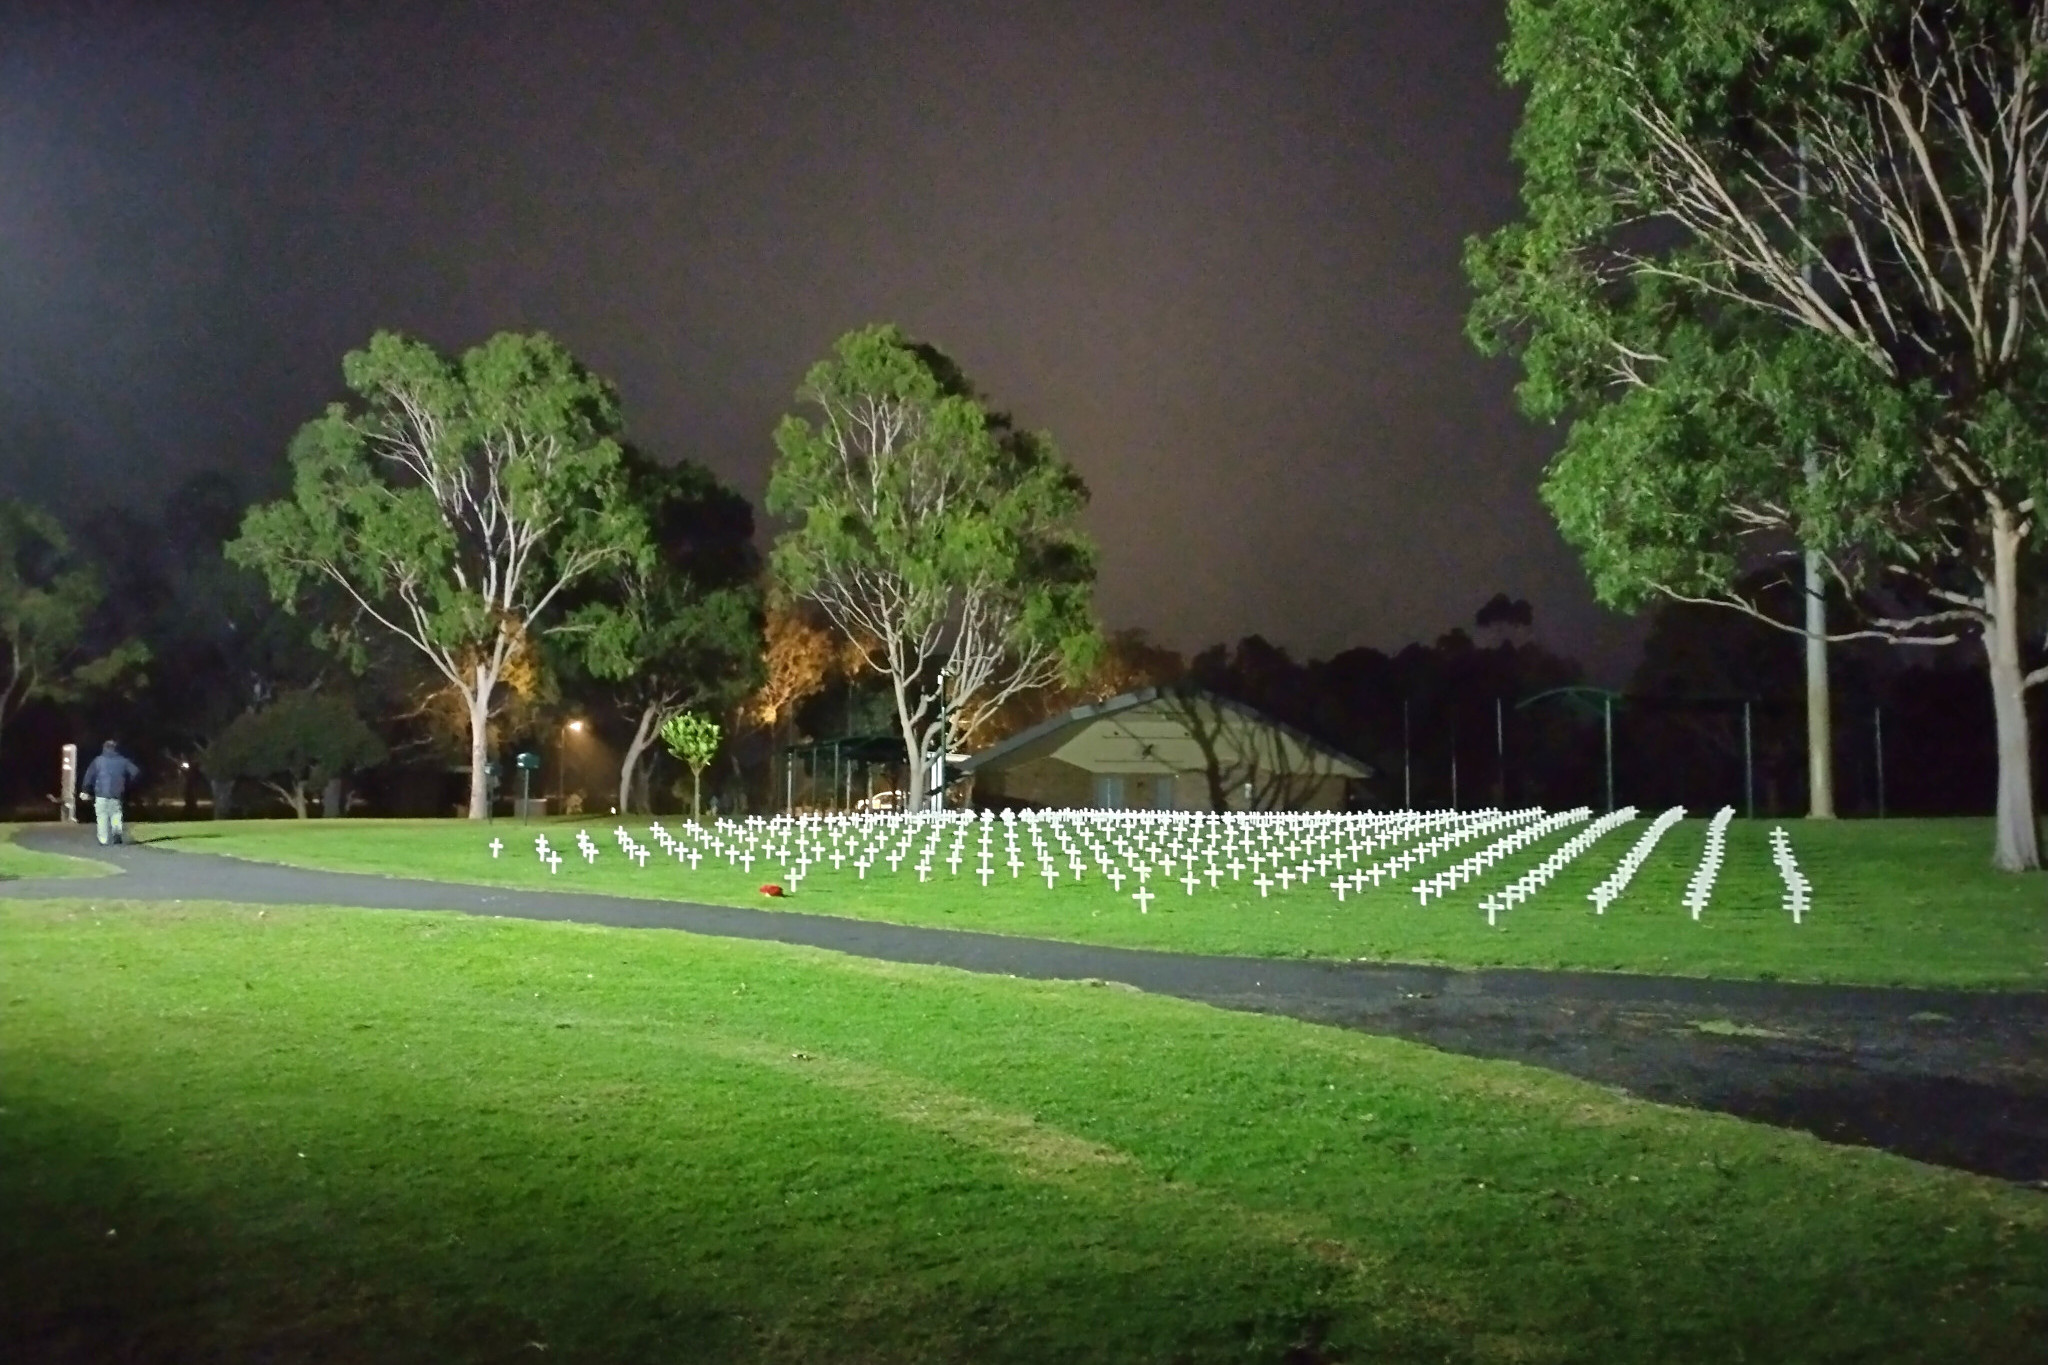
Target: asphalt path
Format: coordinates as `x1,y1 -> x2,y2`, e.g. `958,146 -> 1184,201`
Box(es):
7,825 -> 2046,1185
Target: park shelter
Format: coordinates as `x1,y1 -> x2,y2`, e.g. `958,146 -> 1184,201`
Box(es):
959,687 -> 1370,811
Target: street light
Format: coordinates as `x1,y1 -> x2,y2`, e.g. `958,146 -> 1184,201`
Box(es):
556,719 -> 584,810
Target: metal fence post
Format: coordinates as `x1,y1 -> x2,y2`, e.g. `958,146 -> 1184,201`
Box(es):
1743,701 -> 1755,819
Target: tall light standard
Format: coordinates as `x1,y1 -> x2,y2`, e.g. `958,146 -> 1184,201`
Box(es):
556,719 -> 584,810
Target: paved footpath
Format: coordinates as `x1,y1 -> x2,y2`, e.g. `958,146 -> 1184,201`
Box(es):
7,826 -> 2046,1186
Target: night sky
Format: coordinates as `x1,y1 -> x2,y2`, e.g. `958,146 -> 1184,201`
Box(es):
1,0 -> 1644,678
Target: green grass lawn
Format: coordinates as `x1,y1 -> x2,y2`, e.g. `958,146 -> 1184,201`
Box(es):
140,815 -> 2048,989
0,824 -> 114,881
2,897 -> 2042,1363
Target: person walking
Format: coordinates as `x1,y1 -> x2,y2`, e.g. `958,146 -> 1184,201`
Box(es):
79,740 -> 141,846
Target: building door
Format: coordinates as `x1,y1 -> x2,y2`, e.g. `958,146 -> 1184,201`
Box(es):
1093,774 -> 1125,809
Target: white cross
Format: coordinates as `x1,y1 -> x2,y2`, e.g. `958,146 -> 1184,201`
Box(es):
978,865 -> 993,887
1254,874 -> 1274,898
1041,867 -> 1058,889
1180,870 -> 1199,895
1276,869 -> 1293,890
1228,859 -> 1244,880
1132,886 -> 1155,914
547,851 -> 562,874
489,838 -> 503,858
1106,869 -> 1125,891
1330,880 -> 1346,902
582,846 -> 598,863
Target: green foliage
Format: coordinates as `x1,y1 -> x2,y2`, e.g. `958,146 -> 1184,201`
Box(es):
569,451 -> 763,715
659,711 -> 721,774
226,331 -> 653,818
202,691 -> 385,817
766,325 -> 1098,802
659,710 -> 721,819
229,331 -> 649,669
0,499 -> 150,761
1468,0 -> 2048,611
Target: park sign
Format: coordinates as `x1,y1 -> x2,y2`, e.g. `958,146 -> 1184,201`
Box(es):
516,751 -> 542,771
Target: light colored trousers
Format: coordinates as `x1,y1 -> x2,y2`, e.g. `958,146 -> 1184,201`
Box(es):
94,796 -> 126,845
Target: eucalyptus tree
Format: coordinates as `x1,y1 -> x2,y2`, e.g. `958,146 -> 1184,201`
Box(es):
0,499 -> 149,769
1470,0 -> 2048,869
229,331 -> 650,819
768,325 -> 1099,810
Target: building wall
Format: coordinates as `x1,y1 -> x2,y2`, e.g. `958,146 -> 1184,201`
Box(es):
979,754 -> 1093,809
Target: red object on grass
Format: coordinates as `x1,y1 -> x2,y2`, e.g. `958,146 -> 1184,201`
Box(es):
759,883 -> 785,897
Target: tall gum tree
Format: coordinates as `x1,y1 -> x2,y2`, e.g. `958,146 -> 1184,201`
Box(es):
229,331 -> 650,819
1469,0 -> 2048,870
767,325 -> 1099,811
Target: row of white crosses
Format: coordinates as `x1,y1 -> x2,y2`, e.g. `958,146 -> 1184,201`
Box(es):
490,803 -> 1813,928
1769,826 -> 1811,925
1479,807 -> 1637,927
1681,806 -> 1735,920
1587,805 -> 1686,914
1407,807 -> 1582,906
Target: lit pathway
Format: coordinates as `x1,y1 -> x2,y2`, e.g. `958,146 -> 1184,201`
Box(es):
7,825 -> 2045,1185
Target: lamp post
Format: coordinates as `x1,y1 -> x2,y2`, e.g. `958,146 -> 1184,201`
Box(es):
556,719 -> 584,811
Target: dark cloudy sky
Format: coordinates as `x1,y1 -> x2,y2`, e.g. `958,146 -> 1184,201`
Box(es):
0,0 -> 1643,679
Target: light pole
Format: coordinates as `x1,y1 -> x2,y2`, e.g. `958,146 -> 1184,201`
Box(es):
556,719 -> 583,811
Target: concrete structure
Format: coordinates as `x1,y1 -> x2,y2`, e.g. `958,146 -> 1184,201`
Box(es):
959,687 -> 1371,811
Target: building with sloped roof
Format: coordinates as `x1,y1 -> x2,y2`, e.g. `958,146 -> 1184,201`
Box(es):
958,687 -> 1371,811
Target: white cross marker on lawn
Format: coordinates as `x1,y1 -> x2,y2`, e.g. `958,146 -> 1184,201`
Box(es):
633,847 -> 649,868
1132,886 -> 1155,914
1276,869 -> 1293,890
1180,870 -> 1200,895
978,865 -> 993,887
547,852 -> 563,874
1254,873 -> 1274,898
1041,867 -> 1058,889
1330,880 -> 1346,902
1106,869 -> 1125,891
489,838 -> 503,858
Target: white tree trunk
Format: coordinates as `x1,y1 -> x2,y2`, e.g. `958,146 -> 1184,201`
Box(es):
618,704 -> 660,816
898,715 -> 928,812
466,669 -> 492,820
1984,510 -> 2041,872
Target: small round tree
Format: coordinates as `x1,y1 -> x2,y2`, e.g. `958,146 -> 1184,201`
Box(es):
659,711 -> 721,821
202,691 -> 385,819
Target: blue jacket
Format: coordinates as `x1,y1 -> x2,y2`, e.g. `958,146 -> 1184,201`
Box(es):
82,750 -> 140,800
